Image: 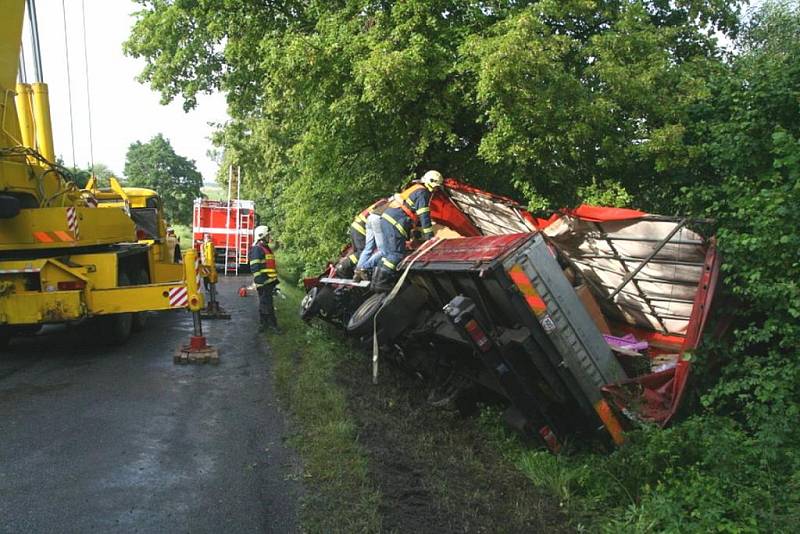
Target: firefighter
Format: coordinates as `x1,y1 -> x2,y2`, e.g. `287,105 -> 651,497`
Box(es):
353,196 -> 391,280
375,170 -> 443,275
250,225 -> 281,333
349,197 -> 390,270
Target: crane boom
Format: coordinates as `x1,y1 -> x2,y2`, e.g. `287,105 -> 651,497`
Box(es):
0,0 -> 136,246
0,1 -> 209,349
0,1 -> 25,151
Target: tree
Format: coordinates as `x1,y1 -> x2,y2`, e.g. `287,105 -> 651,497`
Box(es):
61,161 -> 116,189
676,0 -> 800,442
88,163 -> 116,187
125,0 -> 738,270
123,134 -> 202,224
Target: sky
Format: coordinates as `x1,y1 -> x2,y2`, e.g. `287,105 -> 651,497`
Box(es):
19,0 -> 228,184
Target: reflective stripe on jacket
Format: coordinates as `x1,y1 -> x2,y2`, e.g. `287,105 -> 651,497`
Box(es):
381,182 -> 434,239
250,242 -> 278,287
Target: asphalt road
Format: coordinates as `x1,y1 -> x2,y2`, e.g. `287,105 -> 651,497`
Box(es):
0,276 -> 302,533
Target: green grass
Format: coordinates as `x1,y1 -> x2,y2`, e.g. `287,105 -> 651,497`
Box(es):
268,279 -> 382,533
477,407 -> 800,533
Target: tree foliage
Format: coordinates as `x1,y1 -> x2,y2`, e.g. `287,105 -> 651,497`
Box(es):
123,134 -> 202,224
126,0 -> 739,267
62,162 -> 115,189
677,1 -> 800,449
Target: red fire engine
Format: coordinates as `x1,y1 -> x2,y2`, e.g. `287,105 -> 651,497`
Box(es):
192,199 -> 256,273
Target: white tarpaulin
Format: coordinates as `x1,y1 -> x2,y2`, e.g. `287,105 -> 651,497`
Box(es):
444,186 -> 537,236
544,216 -> 709,337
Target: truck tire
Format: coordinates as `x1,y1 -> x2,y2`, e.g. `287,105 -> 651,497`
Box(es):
346,292 -> 386,335
300,286 -> 335,321
107,272 -> 134,344
110,312 -> 133,344
131,268 -> 150,332
0,325 -> 41,350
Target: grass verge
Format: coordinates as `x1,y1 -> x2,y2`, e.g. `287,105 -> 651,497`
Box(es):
478,407 -> 799,533
269,282 -> 382,533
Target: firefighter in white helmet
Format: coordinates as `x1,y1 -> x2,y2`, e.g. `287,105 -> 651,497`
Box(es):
250,225 -> 281,333
374,170 -> 443,275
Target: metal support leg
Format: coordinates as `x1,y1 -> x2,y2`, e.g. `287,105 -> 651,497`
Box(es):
192,311 -> 203,338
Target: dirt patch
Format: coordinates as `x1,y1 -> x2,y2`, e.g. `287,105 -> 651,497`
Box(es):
336,348 -> 572,533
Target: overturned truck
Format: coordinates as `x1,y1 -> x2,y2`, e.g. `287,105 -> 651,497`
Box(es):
301,180 -> 719,451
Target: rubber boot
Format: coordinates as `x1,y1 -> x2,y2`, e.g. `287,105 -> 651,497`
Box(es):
269,315 -> 282,335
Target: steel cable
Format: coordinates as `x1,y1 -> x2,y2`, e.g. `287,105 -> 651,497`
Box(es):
80,0 -> 94,175
61,0 -> 77,169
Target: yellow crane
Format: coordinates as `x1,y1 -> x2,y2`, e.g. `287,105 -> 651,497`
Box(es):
0,0 -> 208,347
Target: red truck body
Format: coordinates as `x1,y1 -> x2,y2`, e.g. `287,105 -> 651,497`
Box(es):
192,199 -> 256,271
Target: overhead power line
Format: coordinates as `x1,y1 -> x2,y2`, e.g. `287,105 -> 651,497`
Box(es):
80,0 -> 95,174
61,0 -> 77,168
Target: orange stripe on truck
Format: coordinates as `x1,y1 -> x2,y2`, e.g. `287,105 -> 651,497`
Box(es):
53,231 -> 74,242
594,399 -> 626,445
507,264 -> 548,317
33,231 -> 54,243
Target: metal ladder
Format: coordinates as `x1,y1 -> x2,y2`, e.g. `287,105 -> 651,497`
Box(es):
237,211 -> 251,270
224,165 -> 243,275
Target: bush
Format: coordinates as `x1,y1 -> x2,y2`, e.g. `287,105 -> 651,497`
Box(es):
481,409 -> 800,532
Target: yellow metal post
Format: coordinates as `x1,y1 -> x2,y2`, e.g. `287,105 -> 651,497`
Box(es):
182,248 -> 204,312
203,241 -> 218,285
14,83 -> 35,150
30,82 -> 55,162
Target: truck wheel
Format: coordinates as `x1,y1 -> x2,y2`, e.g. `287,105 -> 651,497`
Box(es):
131,268 -> 150,332
107,272 -> 134,344
109,313 -> 133,344
300,286 -> 335,321
346,292 -> 387,335
300,287 -> 320,321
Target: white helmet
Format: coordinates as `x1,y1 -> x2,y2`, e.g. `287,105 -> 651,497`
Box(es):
421,170 -> 444,190
254,225 -> 270,242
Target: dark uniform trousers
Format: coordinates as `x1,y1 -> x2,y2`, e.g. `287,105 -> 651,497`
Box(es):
250,242 -> 279,327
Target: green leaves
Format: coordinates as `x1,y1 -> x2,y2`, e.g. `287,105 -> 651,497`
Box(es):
490,1 -> 724,207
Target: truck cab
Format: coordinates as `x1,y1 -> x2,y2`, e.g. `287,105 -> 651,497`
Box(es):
91,181 -> 182,265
